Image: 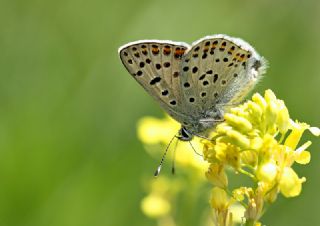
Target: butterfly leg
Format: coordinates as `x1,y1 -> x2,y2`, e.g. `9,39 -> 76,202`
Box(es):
215,100 -> 246,108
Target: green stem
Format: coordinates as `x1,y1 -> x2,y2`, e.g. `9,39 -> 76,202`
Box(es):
244,218 -> 255,226
278,132 -> 286,144
238,169 -> 257,181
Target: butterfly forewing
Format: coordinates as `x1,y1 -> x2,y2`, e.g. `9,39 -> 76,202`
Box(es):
118,41 -> 192,123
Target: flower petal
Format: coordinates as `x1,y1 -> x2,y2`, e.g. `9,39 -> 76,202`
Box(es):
279,167 -> 305,197
210,187 -> 230,211
295,150 -> 311,165
309,127 -> 320,136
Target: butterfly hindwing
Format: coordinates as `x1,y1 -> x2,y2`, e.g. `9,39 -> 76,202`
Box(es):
118,40 -> 192,123
180,35 -> 266,116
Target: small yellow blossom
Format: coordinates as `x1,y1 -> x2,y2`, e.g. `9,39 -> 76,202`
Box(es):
137,116 -> 179,144
210,187 -> 231,211
206,163 -> 228,188
141,193 -> 171,218
279,167 -> 306,198
256,161 -> 278,183
210,187 -> 234,226
229,204 -> 246,224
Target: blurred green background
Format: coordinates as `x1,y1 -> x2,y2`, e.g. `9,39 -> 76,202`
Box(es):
0,0 -> 319,225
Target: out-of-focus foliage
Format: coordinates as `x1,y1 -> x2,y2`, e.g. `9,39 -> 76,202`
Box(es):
0,0 -> 319,226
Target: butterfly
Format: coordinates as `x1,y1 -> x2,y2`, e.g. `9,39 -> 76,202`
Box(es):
118,34 -> 266,142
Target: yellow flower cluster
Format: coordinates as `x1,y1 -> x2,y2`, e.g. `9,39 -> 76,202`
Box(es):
137,116 -> 210,225
136,89 -> 318,226
204,89 -> 319,225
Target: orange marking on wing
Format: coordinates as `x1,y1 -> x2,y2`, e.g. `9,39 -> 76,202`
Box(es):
163,46 -> 171,55
152,47 -> 159,55
174,48 -> 185,58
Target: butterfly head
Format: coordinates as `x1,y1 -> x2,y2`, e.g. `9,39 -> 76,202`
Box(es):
177,127 -> 193,141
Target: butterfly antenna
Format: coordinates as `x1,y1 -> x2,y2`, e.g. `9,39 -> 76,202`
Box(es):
154,134 -> 177,177
171,138 -> 179,175
188,141 -> 203,157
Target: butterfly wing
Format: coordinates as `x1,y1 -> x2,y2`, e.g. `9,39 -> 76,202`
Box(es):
179,35 -> 267,117
118,40 -> 192,124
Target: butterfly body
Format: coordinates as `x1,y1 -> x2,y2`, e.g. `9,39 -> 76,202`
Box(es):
118,35 -> 267,140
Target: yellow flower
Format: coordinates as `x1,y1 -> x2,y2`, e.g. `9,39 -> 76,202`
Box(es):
256,161 -> 278,183
205,89 -> 317,196
210,187 -> 235,226
210,187 -> 231,211
206,163 -> 228,188
141,193 -> 171,218
137,115 -> 179,144
204,89 -> 319,224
